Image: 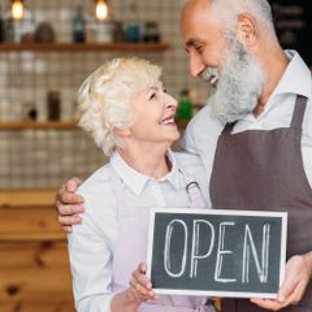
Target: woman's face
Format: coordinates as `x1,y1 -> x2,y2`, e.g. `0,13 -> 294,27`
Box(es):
129,81 -> 180,146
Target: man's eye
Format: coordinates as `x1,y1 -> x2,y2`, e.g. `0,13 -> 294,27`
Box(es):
163,88 -> 167,93
195,46 -> 204,53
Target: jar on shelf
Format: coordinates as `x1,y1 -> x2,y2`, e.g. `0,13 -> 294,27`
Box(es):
143,21 -> 161,42
124,2 -> 141,42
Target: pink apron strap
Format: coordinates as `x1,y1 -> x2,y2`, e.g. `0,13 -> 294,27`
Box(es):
177,165 -> 206,209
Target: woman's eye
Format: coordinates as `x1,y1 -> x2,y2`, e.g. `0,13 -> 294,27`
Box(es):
149,93 -> 157,100
163,88 -> 167,93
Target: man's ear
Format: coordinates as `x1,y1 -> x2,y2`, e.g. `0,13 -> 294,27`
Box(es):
113,127 -> 131,137
236,13 -> 257,47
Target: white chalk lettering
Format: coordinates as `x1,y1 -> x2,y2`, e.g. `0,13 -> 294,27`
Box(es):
164,219 -> 188,278
242,224 -> 270,284
190,219 -> 215,278
214,222 -> 236,283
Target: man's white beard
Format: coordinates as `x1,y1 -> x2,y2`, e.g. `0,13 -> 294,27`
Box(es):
202,39 -> 266,124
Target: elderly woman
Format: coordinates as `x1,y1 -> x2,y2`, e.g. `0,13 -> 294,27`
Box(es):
63,58 -> 216,312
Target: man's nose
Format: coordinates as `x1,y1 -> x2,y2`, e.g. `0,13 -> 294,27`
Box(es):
190,53 -> 205,78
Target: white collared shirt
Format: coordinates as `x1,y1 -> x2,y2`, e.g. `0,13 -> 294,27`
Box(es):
181,50 -> 312,208
68,150 -> 210,311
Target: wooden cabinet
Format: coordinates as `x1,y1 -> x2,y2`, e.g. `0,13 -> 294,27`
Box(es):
0,189 -> 75,312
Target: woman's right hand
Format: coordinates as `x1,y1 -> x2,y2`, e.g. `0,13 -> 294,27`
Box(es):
128,262 -> 157,303
55,177 -> 85,233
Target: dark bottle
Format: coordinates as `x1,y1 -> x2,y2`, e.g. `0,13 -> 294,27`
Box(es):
47,91 -> 61,121
72,6 -> 85,43
0,5 -> 5,43
143,21 -> 160,42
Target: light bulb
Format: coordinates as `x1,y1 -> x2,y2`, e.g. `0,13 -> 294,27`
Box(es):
96,0 -> 108,21
11,0 -> 24,21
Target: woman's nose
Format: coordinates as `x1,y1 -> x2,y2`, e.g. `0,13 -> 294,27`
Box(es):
166,97 -> 178,111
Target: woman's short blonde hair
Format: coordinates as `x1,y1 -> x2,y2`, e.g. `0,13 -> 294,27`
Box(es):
77,58 -> 162,156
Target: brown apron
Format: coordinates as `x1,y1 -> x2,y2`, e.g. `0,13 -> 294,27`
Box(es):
210,95 -> 312,312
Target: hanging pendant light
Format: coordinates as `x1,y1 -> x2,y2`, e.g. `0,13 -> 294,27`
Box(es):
11,0 -> 24,21
95,0 -> 109,21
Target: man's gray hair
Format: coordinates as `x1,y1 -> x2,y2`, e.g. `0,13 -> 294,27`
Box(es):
210,0 -> 277,41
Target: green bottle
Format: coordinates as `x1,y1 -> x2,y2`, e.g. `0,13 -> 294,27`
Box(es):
177,89 -> 193,121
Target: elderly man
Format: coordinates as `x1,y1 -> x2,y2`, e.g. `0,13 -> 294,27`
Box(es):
178,0 -> 312,311
56,0 -> 312,311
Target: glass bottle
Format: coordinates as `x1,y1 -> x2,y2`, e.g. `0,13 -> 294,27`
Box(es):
72,6 -> 86,43
177,89 -> 193,121
125,2 -> 140,42
0,5 -> 5,43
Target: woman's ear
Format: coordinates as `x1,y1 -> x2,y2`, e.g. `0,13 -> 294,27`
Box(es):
113,127 -> 131,137
236,13 -> 257,47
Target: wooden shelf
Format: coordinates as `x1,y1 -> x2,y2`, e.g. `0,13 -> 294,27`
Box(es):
0,121 -> 78,130
0,42 -> 170,52
0,188 -> 56,208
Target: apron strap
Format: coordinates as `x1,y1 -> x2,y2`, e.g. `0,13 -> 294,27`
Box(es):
290,94 -> 308,131
221,122 -> 235,136
177,164 -> 206,209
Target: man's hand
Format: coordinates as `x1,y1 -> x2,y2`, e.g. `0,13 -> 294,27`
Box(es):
55,177 -> 85,233
250,252 -> 312,310
128,262 -> 156,303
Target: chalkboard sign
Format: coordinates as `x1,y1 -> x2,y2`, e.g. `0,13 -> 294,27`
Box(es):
269,0 -> 312,65
147,208 -> 287,298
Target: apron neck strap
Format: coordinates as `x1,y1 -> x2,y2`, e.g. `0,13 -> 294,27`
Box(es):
178,164 -> 206,209
290,95 -> 308,131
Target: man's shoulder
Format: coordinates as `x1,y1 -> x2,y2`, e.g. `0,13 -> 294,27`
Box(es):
186,104 -> 224,137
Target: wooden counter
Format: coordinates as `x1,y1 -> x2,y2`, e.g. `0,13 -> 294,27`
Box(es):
0,189 -> 75,312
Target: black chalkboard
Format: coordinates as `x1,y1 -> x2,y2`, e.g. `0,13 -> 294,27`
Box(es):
269,0 -> 312,65
147,208 -> 287,298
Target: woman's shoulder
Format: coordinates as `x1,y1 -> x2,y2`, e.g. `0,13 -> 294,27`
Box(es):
77,163 -> 114,201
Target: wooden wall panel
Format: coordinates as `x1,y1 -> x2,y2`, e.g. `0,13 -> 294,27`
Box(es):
0,190 -> 75,311
0,301 -> 75,312
0,242 -> 69,271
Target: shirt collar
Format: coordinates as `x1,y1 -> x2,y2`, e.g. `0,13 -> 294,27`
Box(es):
242,50 -> 311,122
110,150 -> 181,196
271,50 -> 312,100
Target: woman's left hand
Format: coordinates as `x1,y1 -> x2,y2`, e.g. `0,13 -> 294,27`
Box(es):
128,262 -> 157,303
250,253 -> 312,310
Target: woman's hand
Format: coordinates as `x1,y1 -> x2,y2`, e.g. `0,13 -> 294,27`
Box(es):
128,262 -> 157,303
111,263 -> 156,312
250,253 -> 312,310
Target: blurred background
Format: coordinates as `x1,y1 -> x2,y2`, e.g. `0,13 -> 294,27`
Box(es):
0,0 -> 311,311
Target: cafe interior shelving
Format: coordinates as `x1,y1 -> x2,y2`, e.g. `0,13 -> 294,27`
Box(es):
0,0 -> 179,189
